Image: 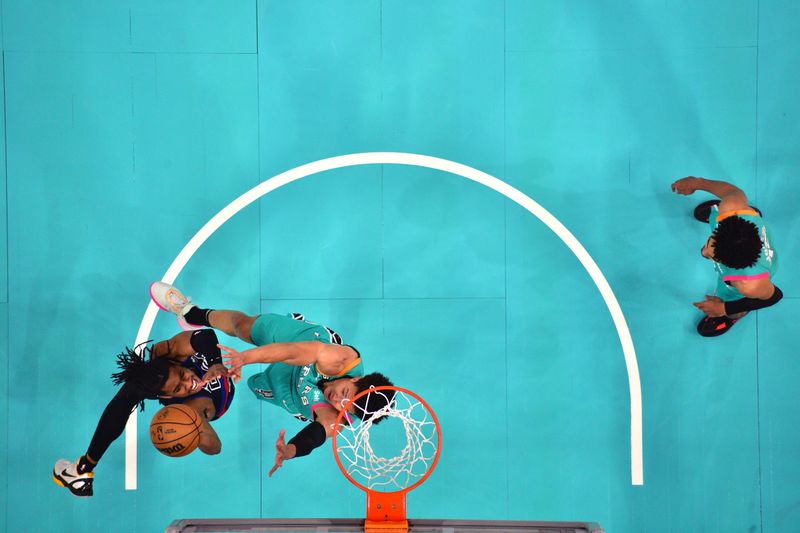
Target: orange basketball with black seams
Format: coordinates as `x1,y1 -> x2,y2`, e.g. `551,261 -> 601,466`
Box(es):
149,404 -> 201,457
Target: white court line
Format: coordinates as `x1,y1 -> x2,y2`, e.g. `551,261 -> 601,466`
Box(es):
125,152 -> 644,488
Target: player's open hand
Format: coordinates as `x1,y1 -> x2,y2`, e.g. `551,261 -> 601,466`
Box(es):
198,363 -> 228,387
671,177 -> 700,195
219,344 -> 245,382
268,429 -> 290,477
693,295 -> 726,317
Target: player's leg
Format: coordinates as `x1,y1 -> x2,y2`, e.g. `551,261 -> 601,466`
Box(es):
53,458 -> 95,497
150,281 -> 257,344
54,384 -> 140,497
180,308 -> 256,344
205,310 -> 257,344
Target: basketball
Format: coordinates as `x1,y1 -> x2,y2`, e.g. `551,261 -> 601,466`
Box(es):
149,404 -> 201,458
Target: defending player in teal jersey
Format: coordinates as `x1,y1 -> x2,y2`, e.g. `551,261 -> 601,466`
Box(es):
150,282 -> 394,476
671,176 -> 783,336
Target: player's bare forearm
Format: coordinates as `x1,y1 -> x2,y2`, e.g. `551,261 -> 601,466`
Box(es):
198,421 -> 221,455
239,342 -> 321,366
185,398 -> 221,455
672,176 -> 749,212
690,177 -> 746,201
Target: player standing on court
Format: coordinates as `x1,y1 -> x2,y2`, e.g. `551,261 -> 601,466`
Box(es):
671,176 -> 782,336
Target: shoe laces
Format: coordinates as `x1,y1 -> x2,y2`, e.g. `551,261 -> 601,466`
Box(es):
64,461 -> 92,478
167,289 -> 192,313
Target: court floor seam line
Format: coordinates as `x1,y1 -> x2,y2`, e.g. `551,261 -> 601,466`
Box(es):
503,0 -> 511,515
2,50 -> 8,305
2,47 -> 11,533
255,0 -> 263,516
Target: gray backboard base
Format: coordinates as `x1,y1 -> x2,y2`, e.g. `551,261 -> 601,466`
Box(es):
165,518 -> 604,533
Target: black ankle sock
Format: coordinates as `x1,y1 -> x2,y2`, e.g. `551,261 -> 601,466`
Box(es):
184,306 -> 213,327
77,455 -> 96,474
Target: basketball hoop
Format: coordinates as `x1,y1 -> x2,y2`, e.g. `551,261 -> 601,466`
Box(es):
332,386 -> 442,533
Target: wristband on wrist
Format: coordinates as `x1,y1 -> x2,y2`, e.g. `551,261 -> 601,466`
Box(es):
288,422 -> 326,458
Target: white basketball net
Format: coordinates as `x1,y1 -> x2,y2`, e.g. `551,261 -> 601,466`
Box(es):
335,389 -> 439,492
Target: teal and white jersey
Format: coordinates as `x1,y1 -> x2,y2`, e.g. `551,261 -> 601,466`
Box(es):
247,313 -> 364,422
261,357 -> 364,422
708,205 -> 777,301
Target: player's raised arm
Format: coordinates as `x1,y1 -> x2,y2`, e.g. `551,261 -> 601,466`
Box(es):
267,404 -> 339,477
220,342 -> 357,380
671,176 -> 749,212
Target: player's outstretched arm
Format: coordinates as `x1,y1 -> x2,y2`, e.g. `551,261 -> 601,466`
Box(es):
267,405 -> 339,477
671,176 -> 749,211
183,397 -> 221,455
221,342 -> 356,380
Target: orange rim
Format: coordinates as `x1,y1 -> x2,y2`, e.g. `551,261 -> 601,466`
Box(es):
332,385 -> 442,495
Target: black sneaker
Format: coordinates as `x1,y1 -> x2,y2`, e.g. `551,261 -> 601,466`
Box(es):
697,315 -> 744,337
694,200 -> 762,223
53,458 -> 94,497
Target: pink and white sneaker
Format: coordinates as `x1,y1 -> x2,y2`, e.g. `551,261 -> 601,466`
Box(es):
149,281 -> 202,331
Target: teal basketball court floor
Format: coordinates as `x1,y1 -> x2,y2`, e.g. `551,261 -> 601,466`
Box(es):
1,1 -> 799,532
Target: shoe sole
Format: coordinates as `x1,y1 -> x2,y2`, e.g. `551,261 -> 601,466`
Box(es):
53,471 -> 92,497
177,317 -> 203,332
693,200 -> 721,223
697,317 -> 739,337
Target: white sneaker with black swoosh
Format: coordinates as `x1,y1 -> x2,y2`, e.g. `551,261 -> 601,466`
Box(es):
53,458 -> 94,497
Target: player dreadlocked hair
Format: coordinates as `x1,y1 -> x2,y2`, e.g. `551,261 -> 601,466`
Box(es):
712,216 -> 762,269
110,343 -> 173,411
351,372 -> 395,425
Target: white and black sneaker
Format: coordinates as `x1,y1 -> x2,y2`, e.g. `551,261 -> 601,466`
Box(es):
53,458 -> 94,497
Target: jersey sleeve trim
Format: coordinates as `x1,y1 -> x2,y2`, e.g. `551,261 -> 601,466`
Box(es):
716,209 -> 760,222
315,354 -> 361,378
209,377 -> 233,420
723,272 -> 770,281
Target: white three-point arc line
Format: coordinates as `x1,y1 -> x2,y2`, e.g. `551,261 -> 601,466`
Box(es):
124,152 -> 644,488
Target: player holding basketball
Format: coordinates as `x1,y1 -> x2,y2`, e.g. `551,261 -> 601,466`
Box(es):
53,328 -> 235,497
671,176 -> 782,336
149,281 -> 394,477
